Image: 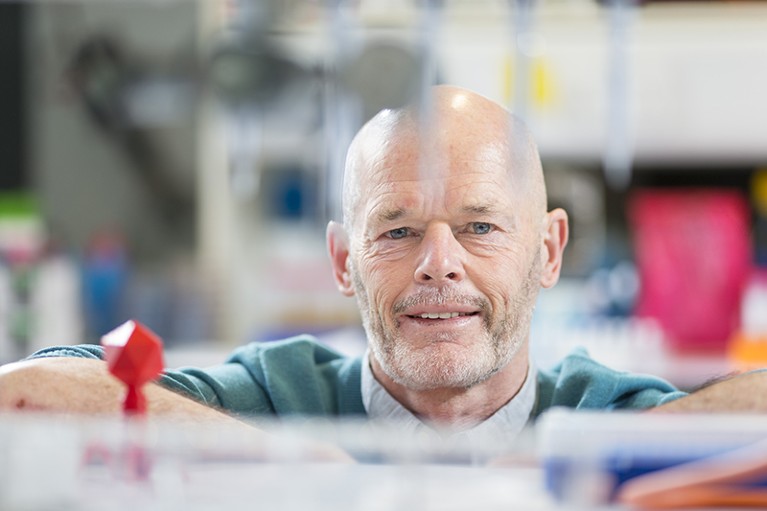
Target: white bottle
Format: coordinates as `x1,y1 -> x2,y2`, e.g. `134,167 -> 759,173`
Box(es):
29,253 -> 83,354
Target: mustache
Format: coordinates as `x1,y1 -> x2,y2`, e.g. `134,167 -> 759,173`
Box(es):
392,288 -> 488,314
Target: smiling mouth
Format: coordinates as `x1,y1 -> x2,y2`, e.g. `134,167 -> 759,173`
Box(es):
408,312 -> 479,319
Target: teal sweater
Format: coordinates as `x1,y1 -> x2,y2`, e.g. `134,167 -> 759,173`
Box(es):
29,336 -> 686,419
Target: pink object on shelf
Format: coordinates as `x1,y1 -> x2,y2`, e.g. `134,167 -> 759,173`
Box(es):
629,189 -> 752,353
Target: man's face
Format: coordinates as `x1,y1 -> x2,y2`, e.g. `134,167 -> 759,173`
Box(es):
347,136 -> 543,392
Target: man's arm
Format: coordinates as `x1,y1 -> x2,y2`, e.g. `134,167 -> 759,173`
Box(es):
0,357 -> 353,461
651,370 -> 767,413
0,357 -> 246,418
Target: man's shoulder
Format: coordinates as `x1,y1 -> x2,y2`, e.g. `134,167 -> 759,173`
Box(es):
533,347 -> 685,417
228,334 -> 359,367
225,335 -> 367,415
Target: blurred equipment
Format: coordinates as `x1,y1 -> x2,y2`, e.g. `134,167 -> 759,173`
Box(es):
604,0 -> 635,190
540,409 -> 767,508
337,40 -> 425,122
0,3 -> 27,192
727,170 -> 767,370
0,412 -> 547,511
209,32 -> 308,110
66,34 -> 196,231
629,189 -> 751,353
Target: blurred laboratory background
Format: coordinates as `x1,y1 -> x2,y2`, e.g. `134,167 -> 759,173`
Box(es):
1,0 -> 766,389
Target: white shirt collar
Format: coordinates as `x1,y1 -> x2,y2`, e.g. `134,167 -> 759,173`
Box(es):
360,350 -> 537,457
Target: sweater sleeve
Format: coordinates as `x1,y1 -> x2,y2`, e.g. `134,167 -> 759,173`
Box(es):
26,343 -> 272,416
533,347 -> 688,418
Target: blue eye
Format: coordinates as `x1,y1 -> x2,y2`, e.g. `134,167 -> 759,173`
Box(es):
387,227 -> 410,239
471,222 -> 492,235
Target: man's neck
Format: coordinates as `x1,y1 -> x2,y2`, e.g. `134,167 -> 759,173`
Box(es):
369,348 -> 530,429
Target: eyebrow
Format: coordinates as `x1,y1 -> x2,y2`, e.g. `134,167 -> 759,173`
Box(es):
370,203 -> 503,229
375,207 -> 407,224
462,204 -> 498,216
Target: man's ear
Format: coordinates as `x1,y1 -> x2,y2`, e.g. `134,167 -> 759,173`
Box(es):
326,221 -> 355,297
540,208 -> 569,288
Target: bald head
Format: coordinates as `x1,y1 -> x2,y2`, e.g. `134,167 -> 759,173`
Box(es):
342,85 -> 547,231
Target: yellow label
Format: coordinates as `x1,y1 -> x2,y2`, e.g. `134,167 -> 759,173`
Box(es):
503,54 -> 557,110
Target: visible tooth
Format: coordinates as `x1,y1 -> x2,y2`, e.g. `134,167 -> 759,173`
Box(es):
418,312 -> 463,319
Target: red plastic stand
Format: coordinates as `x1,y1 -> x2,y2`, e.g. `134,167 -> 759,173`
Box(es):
101,320 -> 164,415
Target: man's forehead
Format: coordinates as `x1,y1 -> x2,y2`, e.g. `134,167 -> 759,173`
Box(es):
342,88 -> 546,227
362,170 -> 517,219
364,137 -> 514,180
369,195 -> 508,218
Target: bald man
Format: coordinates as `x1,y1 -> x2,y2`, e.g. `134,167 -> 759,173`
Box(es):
1,86 -> 766,440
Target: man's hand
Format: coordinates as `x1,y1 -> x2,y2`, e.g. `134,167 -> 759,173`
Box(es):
652,370 -> 767,413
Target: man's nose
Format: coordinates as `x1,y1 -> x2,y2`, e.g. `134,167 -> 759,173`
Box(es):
414,225 -> 466,284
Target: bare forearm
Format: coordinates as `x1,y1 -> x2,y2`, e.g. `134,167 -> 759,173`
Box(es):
652,371 -> 767,413
0,357 -> 232,419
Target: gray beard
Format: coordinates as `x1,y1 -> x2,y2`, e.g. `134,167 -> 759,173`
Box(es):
351,249 -> 541,391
